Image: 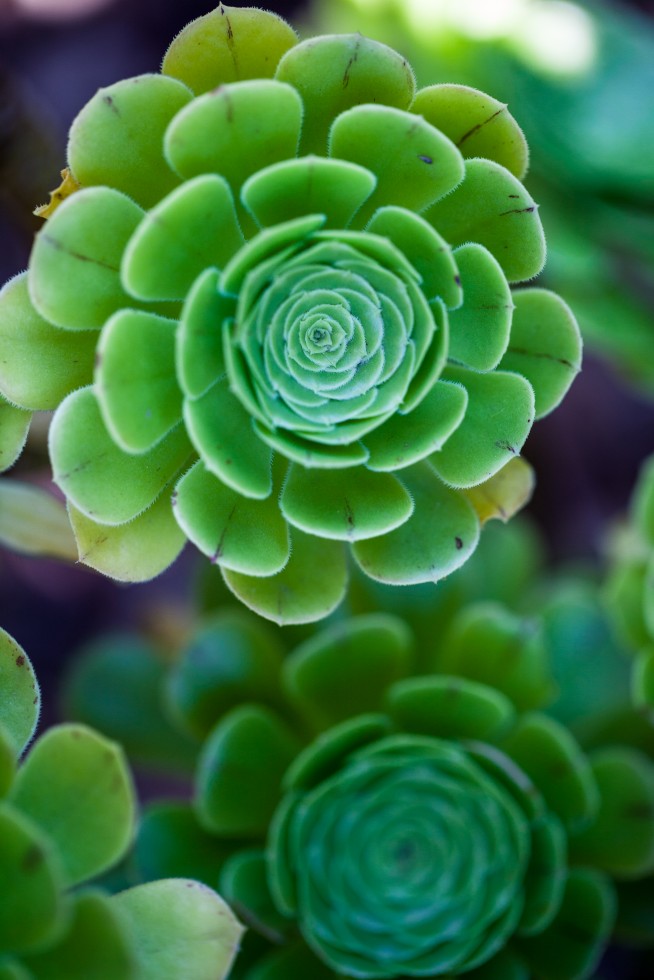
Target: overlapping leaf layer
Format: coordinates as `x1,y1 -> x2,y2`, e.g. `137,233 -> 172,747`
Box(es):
0,5 -> 581,622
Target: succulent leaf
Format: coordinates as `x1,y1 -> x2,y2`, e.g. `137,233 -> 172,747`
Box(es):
8,724 -> 135,887
499,289 -> 582,419
29,188 -> 144,330
111,879 -> 244,980
0,274 -> 96,411
0,398 -> 30,474
21,891 -> 135,980
162,4 -> 298,95
0,629 -> 40,758
96,310 -> 181,453
426,159 -> 546,283
50,388 -> 191,526
0,803 -> 65,954
67,74 -> 193,209
68,490 -> 186,582
195,705 -> 301,836
411,84 -> 529,179
276,34 -> 416,154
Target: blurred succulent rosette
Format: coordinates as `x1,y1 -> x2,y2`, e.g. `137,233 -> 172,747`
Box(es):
101,608 -> 654,980
0,4 -> 581,623
0,627 -> 243,980
605,455 -> 654,714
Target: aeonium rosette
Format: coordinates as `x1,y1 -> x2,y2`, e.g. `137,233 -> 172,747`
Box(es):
125,610 -> 654,979
0,5 -> 582,623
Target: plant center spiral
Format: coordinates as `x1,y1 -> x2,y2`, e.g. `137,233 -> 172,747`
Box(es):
273,737 -> 531,977
223,230 -> 439,446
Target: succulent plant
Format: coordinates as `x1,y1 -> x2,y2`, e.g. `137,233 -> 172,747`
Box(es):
0,626 -> 243,980
0,4 -> 580,623
605,455 -> 654,714
64,608 -> 654,980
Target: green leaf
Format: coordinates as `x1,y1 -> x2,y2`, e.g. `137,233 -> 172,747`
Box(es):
219,214 -> 325,298
183,379 -> 273,500
112,879 -> 244,980
571,748 -> 654,878
68,489 -> 185,583
276,34 -> 415,154
463,457 -> 535,526
173,460 -> 288,576
500,289 -> 582,421
0,398 -> 30,474
22,890 -> 135,980
364,379 -> 467,472
436,603 -> 554,711
500,713 -> 599,833
447,244 -> 513,371
0,274 -> 96,411
50,387 -> 191,525
136,803 -> 237,886
0,628 -> 40,758
633,647 -> 654,712
195,705 -> 301,836
176,269 -> 232,400
96,310 -> 181,453
282,714 -> 391,793
330,105 -> 463,226
122,175 -> 244,302
29,188 -> 143,330
411,84 -> 529,179
366,206 -> 462,307
162,5 -> 298,95
253,419 -> 369,470
0,481 -> 77,562
242,157 -> 376,229
388,675 -> 516,742
0,727 -> 15,797
280,464 -> 413,541
282,614 -> 413,730
68,74 -> 192,209
431,366 -> 534,488
9,724 -> 136,887
0,802 -> 65,954
166,610 -> 285,740
353,461 -> 480,585
220,850 -> 290,943
604,558 -> 650,651
518,814 -> 567,937
64,634 -> 196,772
517,869 -> 615,980
426,159 -> 546,283
222,528 -> 347,626
632,455 -> 654,548
164,81 -> 302,205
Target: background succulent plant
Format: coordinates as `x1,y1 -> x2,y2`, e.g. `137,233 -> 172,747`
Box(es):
64,605 -> 654,979
0,4 -> 581,624
605,455 -> 654,714
0,626 -> 243,980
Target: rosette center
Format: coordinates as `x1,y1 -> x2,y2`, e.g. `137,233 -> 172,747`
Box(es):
223,228 -> 440,449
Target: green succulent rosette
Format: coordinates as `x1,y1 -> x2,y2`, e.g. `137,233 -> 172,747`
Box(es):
0,5 -> 580,623
102,608 -> 654,980
0,626 -> 243,980
605,455 -> 654,714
